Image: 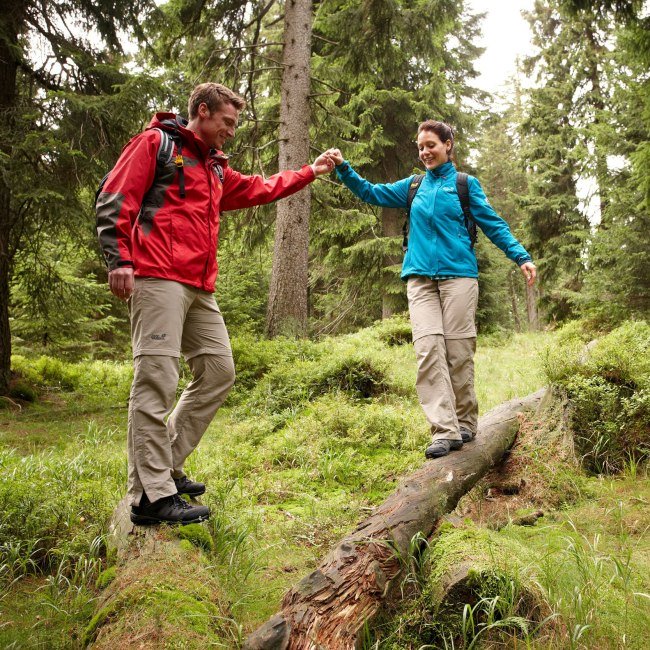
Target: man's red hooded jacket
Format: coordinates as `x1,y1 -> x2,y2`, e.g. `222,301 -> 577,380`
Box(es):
96,113 -> 315,292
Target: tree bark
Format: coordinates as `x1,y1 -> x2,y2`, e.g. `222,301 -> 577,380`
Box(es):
381,207 -> 402,319
0,6 -> 22,395
266,0 -> 313,338
526,283 -> 539,331
508,270 -> 522,332
244,388 -> 547,650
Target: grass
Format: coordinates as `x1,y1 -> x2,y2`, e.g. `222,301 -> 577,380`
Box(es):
1,318 -> 648,648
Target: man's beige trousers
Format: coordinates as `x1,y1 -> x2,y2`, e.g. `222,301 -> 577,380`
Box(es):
127,278 -> 235,506
407,276 -> 479,443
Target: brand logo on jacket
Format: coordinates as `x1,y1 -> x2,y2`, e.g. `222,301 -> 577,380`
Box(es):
150,333 -> 167,341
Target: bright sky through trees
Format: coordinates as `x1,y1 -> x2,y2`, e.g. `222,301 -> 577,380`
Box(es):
467,0 -> 536,95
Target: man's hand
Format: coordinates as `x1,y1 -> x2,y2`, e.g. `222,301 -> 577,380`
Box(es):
520,262 -> 537,287
109,267 -> 135,301
311,151 -> 336,176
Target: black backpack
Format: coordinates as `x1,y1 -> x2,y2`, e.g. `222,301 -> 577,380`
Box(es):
94,125 -> 186,207
402,172 -> 477,252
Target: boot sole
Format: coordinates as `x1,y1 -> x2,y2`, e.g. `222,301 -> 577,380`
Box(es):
130,512 -> 210,526
177,488 -> 206,497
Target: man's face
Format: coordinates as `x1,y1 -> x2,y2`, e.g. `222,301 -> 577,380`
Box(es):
196,102 -> 240,150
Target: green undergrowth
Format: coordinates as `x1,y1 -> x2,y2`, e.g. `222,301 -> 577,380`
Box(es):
544,320 -> 650,474
1,319 -> 552,645
370,473 -> 650,649
368,320 -> 650,649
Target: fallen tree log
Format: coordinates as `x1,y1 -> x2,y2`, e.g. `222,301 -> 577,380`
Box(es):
85,498 -> 236,647
244,388 -> 547,650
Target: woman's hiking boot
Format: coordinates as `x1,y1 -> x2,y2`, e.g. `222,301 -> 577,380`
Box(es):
425,438 -> 463,459
130,492 -> 210,525
460,427 -> 476,443
173,475 -> 206,497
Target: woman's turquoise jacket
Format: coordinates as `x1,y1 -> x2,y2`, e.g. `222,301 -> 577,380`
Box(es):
335,160 -> 532,281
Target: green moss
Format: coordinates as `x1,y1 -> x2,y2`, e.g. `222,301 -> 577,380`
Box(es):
176,523 -> 214,553
96,566 -> 117,590
83,548 -> 234,647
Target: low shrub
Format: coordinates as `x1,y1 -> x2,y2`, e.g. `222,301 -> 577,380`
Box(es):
247,353 -> 390,414
11,354 -> 132,404
544,321 -> 650,474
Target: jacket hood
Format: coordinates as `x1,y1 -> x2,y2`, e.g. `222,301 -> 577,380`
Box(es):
147,112 -> 229,163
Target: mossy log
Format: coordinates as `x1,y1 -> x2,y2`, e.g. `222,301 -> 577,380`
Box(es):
85,498 -> 233,648
390,523 -> 553,646
244,388 -> 547,650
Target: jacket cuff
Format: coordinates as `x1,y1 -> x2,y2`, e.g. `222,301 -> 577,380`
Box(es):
515,254 -> 532,266
303,164 -> 316,180
114,260 -> 134,269
335,161 -> 352,179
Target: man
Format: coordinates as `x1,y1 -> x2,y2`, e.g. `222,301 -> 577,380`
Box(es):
97,82 -> 334,525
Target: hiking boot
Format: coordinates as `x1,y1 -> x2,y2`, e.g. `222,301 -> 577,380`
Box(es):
174,475 -> 206,497
460,427 -> 476,443
130,493 -> 210,526
425,439 -> 463,459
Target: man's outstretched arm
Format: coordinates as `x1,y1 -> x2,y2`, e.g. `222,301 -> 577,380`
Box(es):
220,151 -> 335,212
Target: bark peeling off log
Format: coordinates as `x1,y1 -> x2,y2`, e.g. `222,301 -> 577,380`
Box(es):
244,388 -> 547,650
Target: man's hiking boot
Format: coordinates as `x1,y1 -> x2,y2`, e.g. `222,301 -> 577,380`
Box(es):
460,427 -> 476,444
174,475 -> 206,497
130,493 -> 210,526
425,439 -> 463,459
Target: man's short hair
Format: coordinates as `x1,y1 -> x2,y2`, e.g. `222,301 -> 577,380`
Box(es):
188,83 -> 246,119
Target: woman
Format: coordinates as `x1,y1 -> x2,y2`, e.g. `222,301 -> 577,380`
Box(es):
325,120 -> 536,459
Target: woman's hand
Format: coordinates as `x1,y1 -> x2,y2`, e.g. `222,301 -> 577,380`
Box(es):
324,148 -> 344,166
520,262 -> 537,287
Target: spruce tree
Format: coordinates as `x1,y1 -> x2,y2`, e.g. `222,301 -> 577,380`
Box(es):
0,0 -> 158,393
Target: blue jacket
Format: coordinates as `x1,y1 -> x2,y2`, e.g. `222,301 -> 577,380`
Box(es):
336,160 -> 532,280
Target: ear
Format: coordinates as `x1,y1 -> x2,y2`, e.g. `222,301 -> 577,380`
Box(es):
445,140 -> 452,153
198,102 -> 210,118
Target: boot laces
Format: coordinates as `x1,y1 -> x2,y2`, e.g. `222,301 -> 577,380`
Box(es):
173,494 -> 192,510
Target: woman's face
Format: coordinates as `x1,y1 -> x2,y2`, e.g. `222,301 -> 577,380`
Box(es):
417,130 -> 452,170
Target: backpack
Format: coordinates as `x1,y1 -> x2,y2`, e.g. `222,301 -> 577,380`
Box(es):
401,171 -> 477,252
94,125 -> 186,207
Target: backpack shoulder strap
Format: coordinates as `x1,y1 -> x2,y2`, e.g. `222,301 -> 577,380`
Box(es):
406,174 -> 425,216
456,172 -> 477,249
153,125 -> 186,199
154,128 -> 175,166
402,174 -> 425,252
456,171 -> 470,214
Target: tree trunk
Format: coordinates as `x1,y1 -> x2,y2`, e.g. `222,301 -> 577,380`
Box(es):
381,207 -> 402,319
526,283 -> 539,331
244,388 -> 547,650
0,7 -> 21,395
508,270 -> 522,332
266,0 -> 313,338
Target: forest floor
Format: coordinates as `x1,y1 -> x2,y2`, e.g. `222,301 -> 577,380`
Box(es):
1,320 -> 648,648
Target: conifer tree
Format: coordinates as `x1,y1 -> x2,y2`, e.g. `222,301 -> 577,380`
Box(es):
520,0 -> 590,322
266,0 -> 313,337
0,0 -> 158,393
308,0 -> 484,328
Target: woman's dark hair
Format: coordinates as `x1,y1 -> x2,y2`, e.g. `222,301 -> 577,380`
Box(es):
417,120 -> 455,160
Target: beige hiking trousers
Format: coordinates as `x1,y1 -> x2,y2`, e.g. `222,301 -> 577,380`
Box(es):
127,278 -> 235,506
407,276 -> 479,443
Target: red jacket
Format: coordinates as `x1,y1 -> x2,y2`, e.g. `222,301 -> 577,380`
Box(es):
97,113 -> 315,292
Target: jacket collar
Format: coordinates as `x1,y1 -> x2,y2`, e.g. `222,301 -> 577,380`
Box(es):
427,161 -> 455,179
